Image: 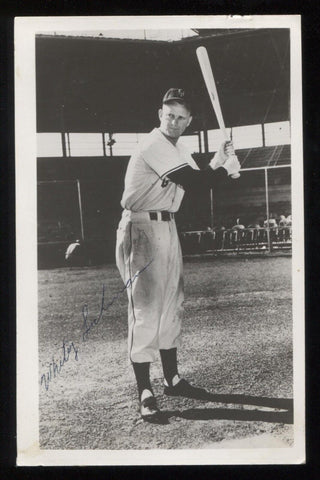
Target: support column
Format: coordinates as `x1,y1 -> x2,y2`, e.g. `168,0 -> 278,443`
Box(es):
61,132 -> 67,157
76,179 -> 85,241
203,129 -> 209,153
102,133 -> 107,156
60,103 -> 67,157
66,132 -> 71,157
264,167 -> 271,252
198,131 -> 202,153
262,123 -> 266,147
108,133 -> 114,157
210,189 -> 214,230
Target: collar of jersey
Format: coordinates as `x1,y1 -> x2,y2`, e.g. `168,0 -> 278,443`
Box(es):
154,128 -> 181,149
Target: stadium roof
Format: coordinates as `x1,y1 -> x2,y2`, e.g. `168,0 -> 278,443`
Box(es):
237,144 -> 291,169
191,144 -> 291,171
37,29 -> 198,41
36,29 -> 290,133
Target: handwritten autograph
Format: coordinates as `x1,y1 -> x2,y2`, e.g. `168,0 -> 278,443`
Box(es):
40,259 -> 153,390
82,258 -> 154,341
40,340 -> 79,391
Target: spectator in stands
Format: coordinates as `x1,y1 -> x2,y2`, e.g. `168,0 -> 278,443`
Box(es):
286,214 -> 292,226
279,214 -> 288,227
231,218 -> 245,245
263,213 -> 277,228
278,214 -> 291,242
246,219 -> 260,243
232,218 -> 245,230
213,224 -> 225,249
264,213 -> 279,243
248,219 -> 261,229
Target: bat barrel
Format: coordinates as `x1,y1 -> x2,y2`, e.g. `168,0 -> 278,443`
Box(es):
196,46 -> 240,180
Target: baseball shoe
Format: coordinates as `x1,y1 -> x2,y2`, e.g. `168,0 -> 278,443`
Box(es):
140,395 -> 160,421
164,378 -> 209,400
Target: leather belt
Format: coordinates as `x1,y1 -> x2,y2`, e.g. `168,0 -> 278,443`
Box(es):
149,211 -> 174,221
122,209 -> 174,222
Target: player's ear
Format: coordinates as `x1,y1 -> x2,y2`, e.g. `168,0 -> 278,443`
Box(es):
187,115 -> 192,127
158,108 -> 163,121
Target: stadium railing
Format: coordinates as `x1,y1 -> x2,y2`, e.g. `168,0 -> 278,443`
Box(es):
180,226 -> 292,254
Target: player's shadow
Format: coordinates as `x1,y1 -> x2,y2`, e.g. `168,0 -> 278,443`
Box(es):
163,391 -> 293,424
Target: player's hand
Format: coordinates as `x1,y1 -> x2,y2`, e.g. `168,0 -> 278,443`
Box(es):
209,140 -> 235,170
222,154 -> 241,177
224,140 -> 235,157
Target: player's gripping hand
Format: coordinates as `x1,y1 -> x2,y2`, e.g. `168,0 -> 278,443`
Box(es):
222,154 -> 241,177
209,140 -> 235,170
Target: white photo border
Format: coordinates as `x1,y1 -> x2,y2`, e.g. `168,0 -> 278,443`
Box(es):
15,15 -> 304,466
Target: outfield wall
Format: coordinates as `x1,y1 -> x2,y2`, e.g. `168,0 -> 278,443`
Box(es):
37,155 -> 291,268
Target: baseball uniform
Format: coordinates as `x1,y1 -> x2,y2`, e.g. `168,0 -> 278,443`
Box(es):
115,88 -> 240,419
116,127 -> 199,363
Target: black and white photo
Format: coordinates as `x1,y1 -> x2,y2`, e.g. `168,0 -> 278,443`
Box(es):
15,16 -> 304,465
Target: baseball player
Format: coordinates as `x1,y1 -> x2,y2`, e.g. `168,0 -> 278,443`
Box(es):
116,88 -> 240,420
65,239 -> 82,266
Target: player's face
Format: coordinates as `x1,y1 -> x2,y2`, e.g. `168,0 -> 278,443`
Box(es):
158,103 -> 192,139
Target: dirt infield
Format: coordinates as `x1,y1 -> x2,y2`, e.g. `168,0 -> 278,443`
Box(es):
38,256 -> 293,450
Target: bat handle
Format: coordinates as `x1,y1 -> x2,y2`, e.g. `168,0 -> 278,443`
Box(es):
221,129 -> 240,179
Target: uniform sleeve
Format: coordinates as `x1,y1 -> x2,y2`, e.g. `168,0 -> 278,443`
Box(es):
142,139 -> 189,179
167,164 -> 234,190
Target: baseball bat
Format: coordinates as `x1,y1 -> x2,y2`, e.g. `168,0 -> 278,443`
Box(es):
196,46 -> 240,179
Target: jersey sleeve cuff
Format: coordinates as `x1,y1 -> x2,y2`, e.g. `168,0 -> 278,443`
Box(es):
208,165 -> 229,180
160,163 -> 189,179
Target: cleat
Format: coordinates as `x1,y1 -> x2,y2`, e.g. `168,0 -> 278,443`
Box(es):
164,378 -> 209,400
140,395 -> 160,420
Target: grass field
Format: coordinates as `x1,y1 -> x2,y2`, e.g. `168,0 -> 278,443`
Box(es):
38,256 -> 293,450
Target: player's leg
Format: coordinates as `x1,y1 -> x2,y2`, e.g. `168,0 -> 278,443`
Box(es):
116,219 -> 160,362
116,218 -> 165,418
126,222 -> 167,363
158,221 -> 209,400
160,347 -> 179,386
131,361 -> 160,419
157,220 -> 183,384
157,221 -> 186,388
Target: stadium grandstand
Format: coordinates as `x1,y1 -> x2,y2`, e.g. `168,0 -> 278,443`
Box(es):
36,29 -> 291,267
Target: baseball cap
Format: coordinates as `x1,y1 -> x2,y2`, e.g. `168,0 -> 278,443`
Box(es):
162,88 -> 191,111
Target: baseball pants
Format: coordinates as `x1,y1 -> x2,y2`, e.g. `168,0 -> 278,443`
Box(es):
116,209 -> 184,363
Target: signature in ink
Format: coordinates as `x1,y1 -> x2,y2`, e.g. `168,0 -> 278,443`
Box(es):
40,340 -> 79,391
82,258 -> 154,341
40,259 -> 153,391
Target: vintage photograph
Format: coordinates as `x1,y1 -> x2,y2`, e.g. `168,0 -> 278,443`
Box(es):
16,16 -> 304,465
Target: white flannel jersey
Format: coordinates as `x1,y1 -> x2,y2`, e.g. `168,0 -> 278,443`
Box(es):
120,128 -> 199,213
